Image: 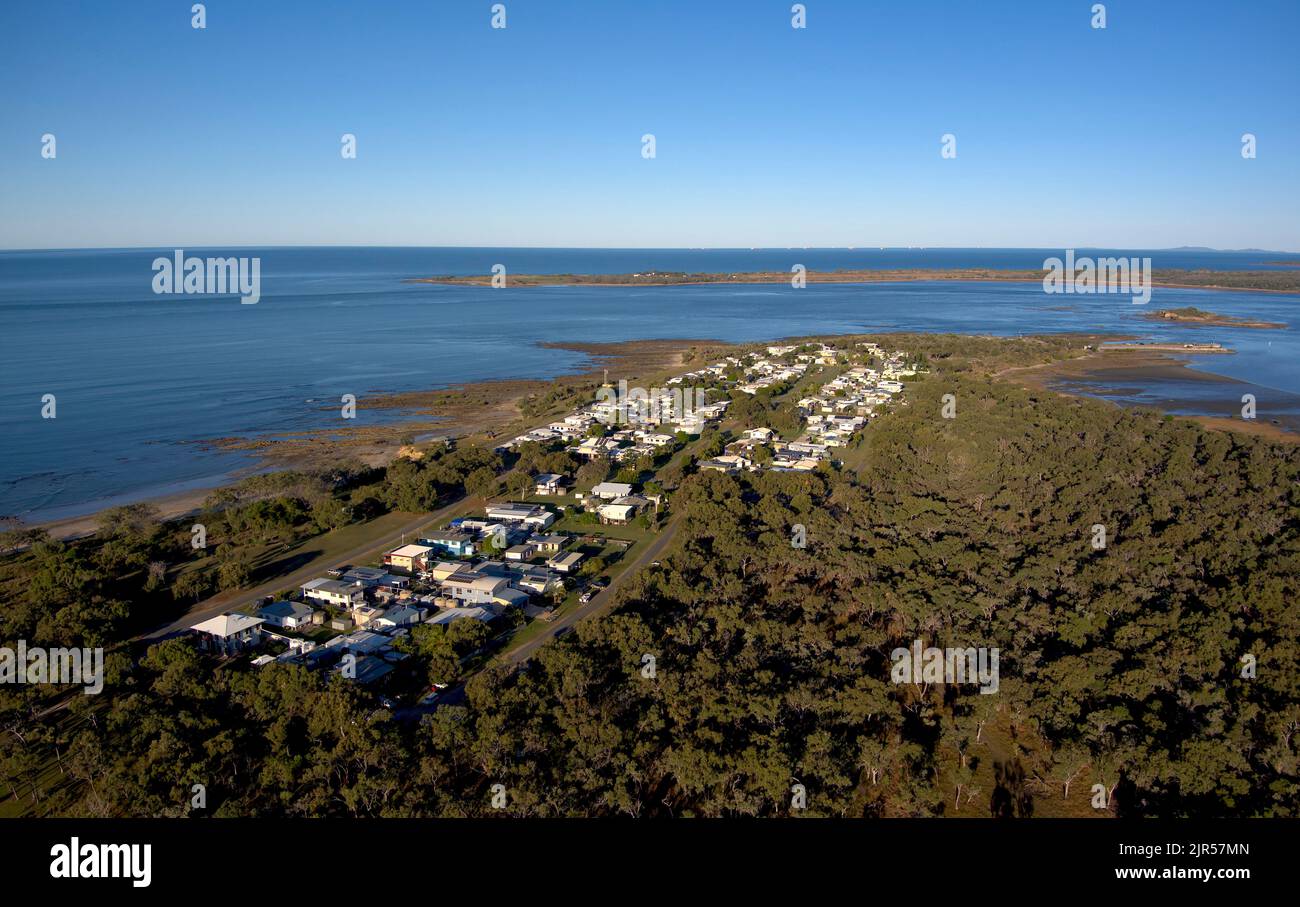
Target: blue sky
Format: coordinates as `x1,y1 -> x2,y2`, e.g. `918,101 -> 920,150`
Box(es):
1,0 -> 1296,250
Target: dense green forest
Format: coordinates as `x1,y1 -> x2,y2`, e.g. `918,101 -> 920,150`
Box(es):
3,335 -> 1297,817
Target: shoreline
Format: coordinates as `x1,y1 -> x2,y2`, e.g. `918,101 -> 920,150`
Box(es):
23,337 -> 729,540
26,332 -> 1300,541
24,485 -> 223,543
997,349 -> 1300,445
197,337 -> 724,460
407,268 -> 1300,295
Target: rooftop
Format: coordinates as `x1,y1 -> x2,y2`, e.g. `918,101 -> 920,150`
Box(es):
389,543 -> 434,558
192,612 -> 264,637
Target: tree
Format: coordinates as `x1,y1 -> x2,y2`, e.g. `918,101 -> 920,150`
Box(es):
216,555 -> 251,591
576,457 -> 610,490
172,570 -> 212,603
142,560 -> 169,593
96,503 -> 161,543
311,496 -> 352,531
16,333 -> 1300,820
504,470 -> 532,498
698,431 -> 725,459
614,466 -> 639,485
464,467 -> 500,499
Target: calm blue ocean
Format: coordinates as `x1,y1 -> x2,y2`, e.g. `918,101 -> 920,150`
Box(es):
2,247 -> 1298,522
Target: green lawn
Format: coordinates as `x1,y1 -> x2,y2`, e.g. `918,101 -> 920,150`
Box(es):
0,698 -> 103,818
511,492 -> 583,507
942,720 -> 1108,819
834,432 -> 875,474
501,601 -> 572,652
549,513 -> 652,544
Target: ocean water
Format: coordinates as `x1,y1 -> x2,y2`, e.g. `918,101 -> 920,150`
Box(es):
2,247 -> 1298,523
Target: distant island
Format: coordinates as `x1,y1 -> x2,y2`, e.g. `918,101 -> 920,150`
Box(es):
1147,306 -> 1287,329
408,267 -> 1300,294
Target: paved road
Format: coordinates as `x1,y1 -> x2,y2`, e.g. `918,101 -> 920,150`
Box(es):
140,496 -> 477,640
496,514 -> 683,666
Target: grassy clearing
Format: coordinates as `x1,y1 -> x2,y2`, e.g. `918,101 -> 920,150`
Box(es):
942,720 -> 1107,819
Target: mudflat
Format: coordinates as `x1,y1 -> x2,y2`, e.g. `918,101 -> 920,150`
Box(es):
998,348 -> 1300,444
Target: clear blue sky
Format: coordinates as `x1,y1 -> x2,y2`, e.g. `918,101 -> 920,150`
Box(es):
1,0 -> 1296,250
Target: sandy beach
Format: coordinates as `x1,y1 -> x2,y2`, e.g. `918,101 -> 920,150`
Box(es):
24,486 -> 214,543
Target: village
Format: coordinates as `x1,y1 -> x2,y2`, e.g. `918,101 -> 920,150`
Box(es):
186,339 -> 924,708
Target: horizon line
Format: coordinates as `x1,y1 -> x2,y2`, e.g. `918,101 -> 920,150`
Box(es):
2,243 -> 1297,255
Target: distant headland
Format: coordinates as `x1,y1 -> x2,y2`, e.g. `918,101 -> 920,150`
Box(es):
408,267 -> 1300,294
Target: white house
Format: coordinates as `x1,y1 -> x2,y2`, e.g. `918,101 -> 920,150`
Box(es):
485,503 -> 556,529
372,603 -> 428,630
699,454 -> 753,474
636,432 -> 675,448
301,578 -> 366,608
191,613 -> 265,656
442,573 -> 513,606
510,565 -> 564,596
597,496 -> 648,524
547,551 -> 586,573
256,600 -> 316,630
533,473 -> 567,495
590,482 -> 633,500
529,533 -> 567,554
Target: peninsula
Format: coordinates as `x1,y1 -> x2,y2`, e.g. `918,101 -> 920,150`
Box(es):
408,267 -> 1300,294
